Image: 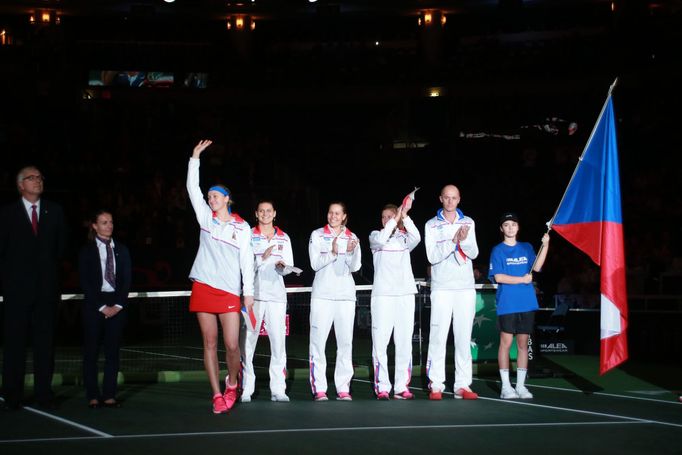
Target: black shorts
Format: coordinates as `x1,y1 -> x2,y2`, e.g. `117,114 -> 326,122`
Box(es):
497,311 -> 535,335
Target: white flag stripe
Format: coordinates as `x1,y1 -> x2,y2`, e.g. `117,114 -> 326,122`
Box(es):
600,293 -> 622,339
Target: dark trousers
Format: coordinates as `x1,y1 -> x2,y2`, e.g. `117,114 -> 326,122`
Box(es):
82,295 -> 126,401
2,295 -> 56,406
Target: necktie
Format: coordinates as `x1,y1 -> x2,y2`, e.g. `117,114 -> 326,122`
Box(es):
31,205 -> 38,236
99,237 -> 116,289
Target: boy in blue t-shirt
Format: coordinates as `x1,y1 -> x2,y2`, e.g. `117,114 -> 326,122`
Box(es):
489,213 -> 549,399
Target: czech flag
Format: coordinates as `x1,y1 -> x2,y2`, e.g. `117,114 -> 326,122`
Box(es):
551,90 -> 628,375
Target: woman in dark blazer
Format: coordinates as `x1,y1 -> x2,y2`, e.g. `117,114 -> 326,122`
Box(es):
78,210 -> 131,408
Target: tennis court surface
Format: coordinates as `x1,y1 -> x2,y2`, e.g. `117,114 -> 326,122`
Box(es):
2,351 -> 681,455
2,289 -> 681,453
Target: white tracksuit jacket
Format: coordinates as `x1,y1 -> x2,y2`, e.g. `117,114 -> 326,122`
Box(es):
369,216 -> 420,296
186,158 -> 254,296
252,226 -> 294,303
425,208 -> 478,290
309,225 -> 361,300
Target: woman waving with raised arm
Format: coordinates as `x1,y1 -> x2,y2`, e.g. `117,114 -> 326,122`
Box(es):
187,139 -> 255,414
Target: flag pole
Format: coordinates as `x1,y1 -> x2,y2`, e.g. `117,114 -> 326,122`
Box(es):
531,77 -> 618,271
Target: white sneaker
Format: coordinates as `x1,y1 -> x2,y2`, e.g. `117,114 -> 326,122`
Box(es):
515,385 -> 533,399
271,393 -> 290,402
500,386 -> 520,399
240,395 -> 252,403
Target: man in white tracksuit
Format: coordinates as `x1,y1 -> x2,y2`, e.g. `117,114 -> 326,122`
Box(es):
308,202 -> 361,401
424,185 -> 480,400
241,200 -> 294,403
369,203 -> 421,400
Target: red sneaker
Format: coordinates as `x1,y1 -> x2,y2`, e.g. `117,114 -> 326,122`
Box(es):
212,393 -> 228,414
336,392 -> 352,401
223,377 -> 239,410
314,392 -> 328,401
454,388 -> 479,400
376,391 -> 390,400
429,391 -> 442,400
394,390 -> 414,400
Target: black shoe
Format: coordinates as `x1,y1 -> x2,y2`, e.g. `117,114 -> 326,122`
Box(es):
36,400 -> 59,410
1,401 -> 21,411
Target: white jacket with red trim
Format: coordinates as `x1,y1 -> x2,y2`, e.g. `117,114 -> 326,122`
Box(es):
251,226 -> 294,303
187,158 -> 255,296
369,216 -> 421,296
309,225 -> 361,301
424,208 -> 479,291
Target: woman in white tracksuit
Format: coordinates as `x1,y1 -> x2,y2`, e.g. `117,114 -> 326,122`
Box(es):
241,200 -> 294,403
308,201 -> 361,401
369,203 -> 420,400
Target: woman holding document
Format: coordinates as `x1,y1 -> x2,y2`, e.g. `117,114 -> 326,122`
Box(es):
241,200 -> 298,403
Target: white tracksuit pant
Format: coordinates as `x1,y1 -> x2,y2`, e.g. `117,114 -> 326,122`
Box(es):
309,298 -> 355,394
426,289 -> 476,392
371,295 -> 415,394
241,299 -> 287,398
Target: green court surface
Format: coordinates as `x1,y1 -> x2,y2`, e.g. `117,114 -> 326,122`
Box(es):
2,353 -> 681,455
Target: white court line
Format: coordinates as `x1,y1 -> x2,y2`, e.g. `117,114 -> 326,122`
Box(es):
244,350 -> 681,406
121,348 -> 682,427
0,420 -> 644,444
21,406 -> 113,438
353,379 -> 682,429
472,378 -> 682,406
138,347 -> 681,407
121,348 -> 204,361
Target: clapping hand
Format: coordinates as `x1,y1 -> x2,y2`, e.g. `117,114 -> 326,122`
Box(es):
262,245 -> 275,260
454,225 -> 470,242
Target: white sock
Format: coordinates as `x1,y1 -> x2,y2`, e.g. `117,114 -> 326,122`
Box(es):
499,369 -> 511,388
517,368 -> 528,388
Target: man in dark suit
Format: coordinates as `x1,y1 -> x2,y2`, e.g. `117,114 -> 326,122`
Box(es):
0,166 -> 66,410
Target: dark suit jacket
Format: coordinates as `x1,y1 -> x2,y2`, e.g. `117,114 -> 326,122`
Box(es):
78,240 -> 132,311
0,199 -> 66,303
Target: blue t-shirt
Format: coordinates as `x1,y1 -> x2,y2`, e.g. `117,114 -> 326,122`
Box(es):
488,242 -> 538,315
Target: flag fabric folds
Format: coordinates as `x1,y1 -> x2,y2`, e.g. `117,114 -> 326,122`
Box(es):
552,96 -> 628,375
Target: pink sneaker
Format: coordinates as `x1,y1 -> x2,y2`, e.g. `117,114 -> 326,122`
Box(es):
428,391 -> 442,400
314,392 -> 328,401
336,392 -> 352,401
376,391 -> 390,400
223,377 -> 239,410
212,393 -> 228,414
455,388 -> 479,400
394,390 -> 414,400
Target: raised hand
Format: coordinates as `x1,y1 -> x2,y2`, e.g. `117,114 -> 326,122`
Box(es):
192,140 -> 213,159
346,238 -> 358,253
395,205 -> 405,222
